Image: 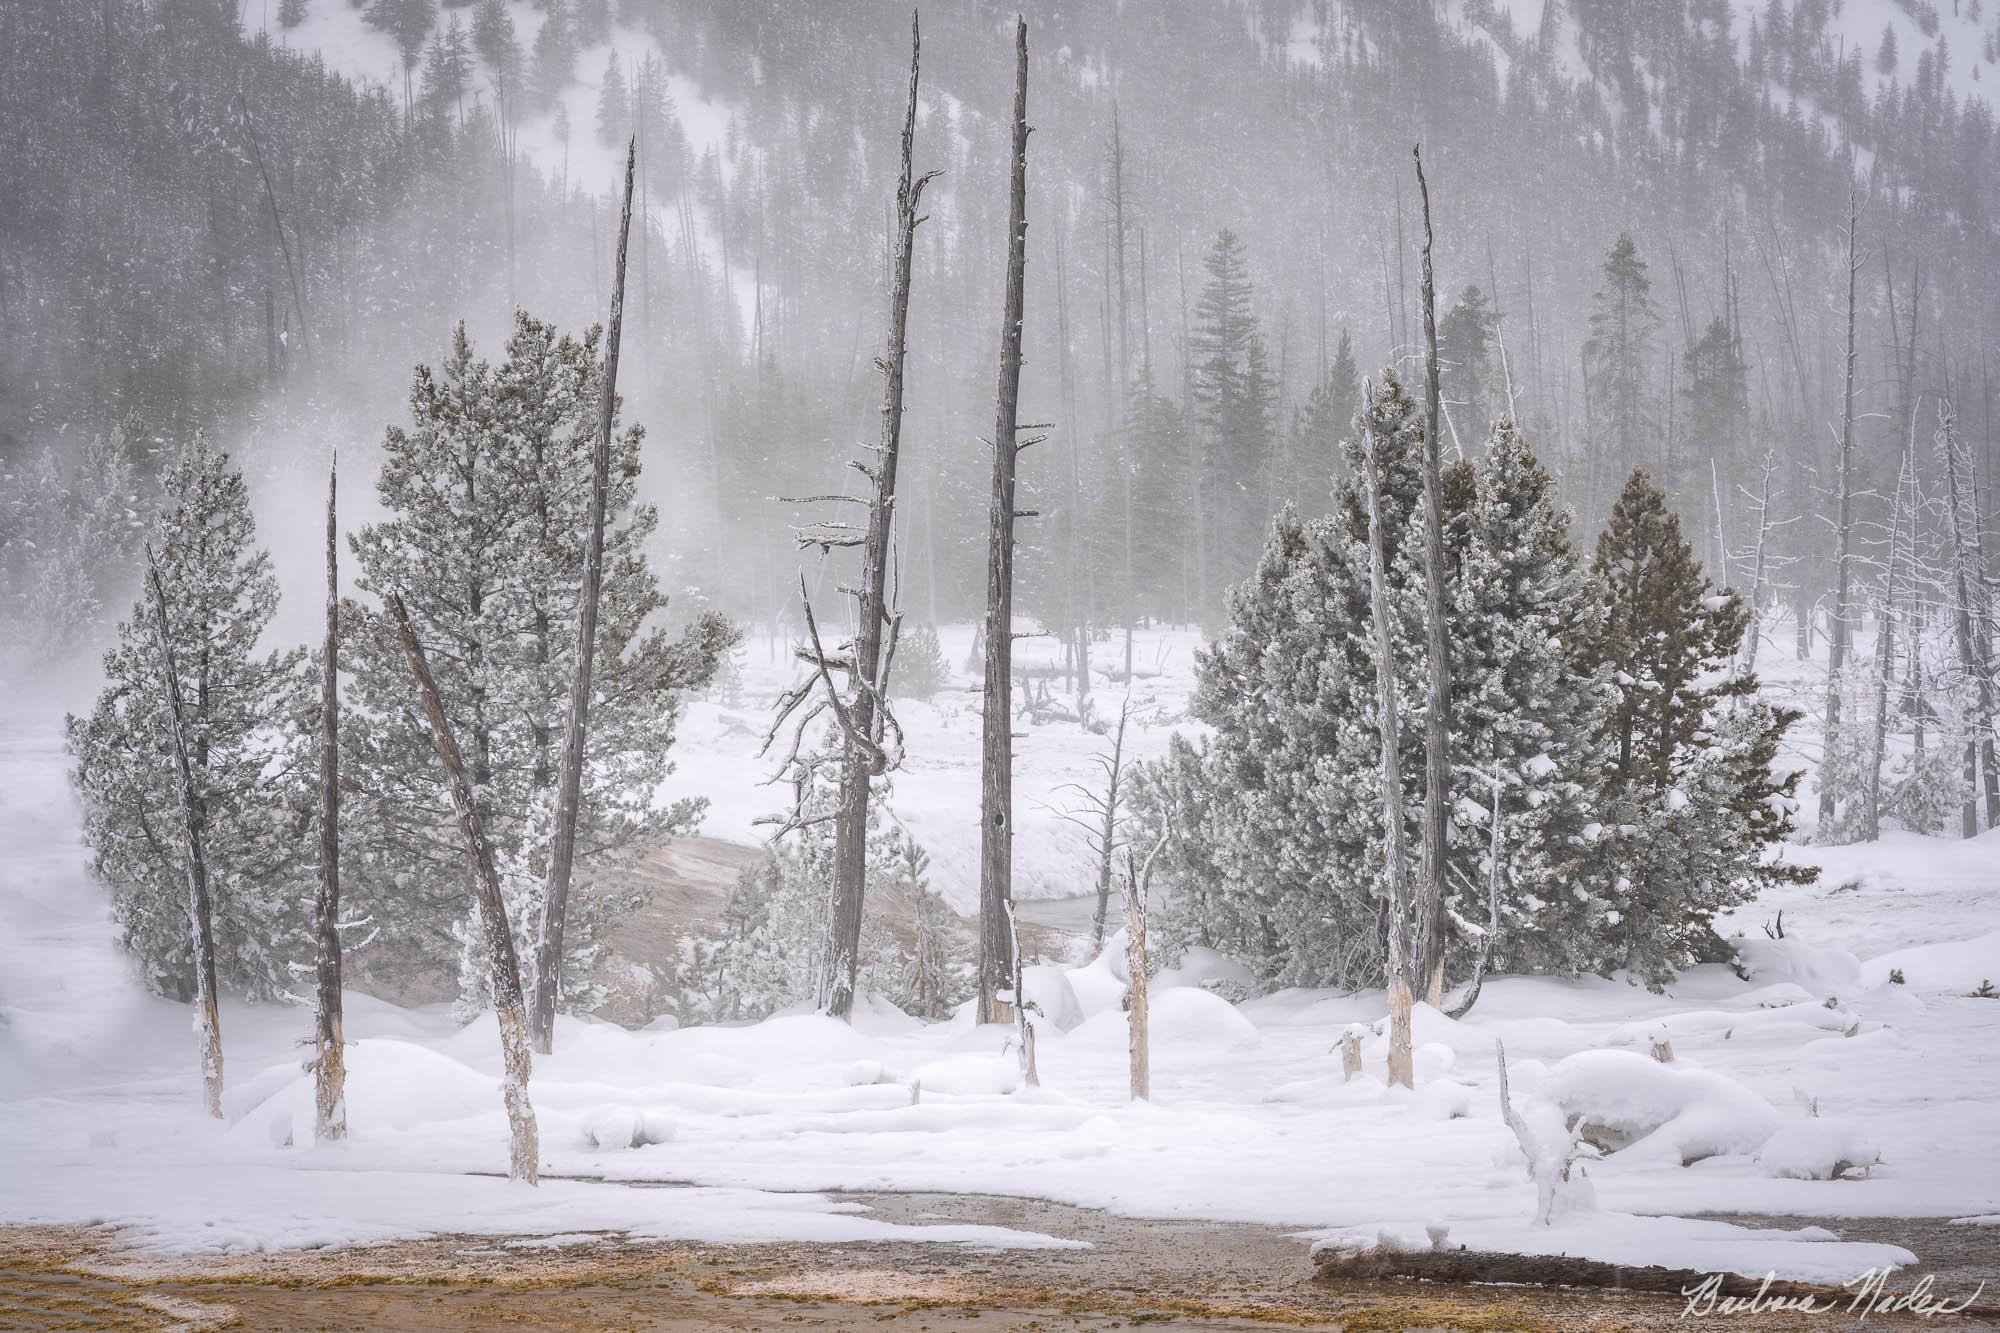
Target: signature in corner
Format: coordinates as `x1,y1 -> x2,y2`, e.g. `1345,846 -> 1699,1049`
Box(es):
1680,1268 -> 1988,1320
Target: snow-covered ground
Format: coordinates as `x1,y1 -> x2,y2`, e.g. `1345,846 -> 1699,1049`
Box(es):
5,623 -> 1998,1284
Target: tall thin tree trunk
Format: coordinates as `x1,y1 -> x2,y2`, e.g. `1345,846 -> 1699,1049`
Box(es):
1412,147 -> 1453,1008
531,141 -> 638,1056
979,18 -> 1032,1027
1361,403 -> 1415,1090
1124,851 -> 1150,1102
1090,701 -> 1129,957
312,465 -> 346,1141
1822,186 -> 1860,826
823,12 -> 932,1021
388,594 -> 540,1184
144,547 -> 223,1120
1940,403 -> 1999,835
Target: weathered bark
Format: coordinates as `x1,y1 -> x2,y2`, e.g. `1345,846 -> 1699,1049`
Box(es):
312,465 -> 346,1141
816,15 -> 934,1021
1124,853 -> 1150,1102
1821,186 -> 1859,826
1338,1026 -> 1364,1082
1411,147 -> 1454,1009
387,593 -> 540,1184
531,140 -> 637,1056
978,18 -> 1031,1028
143,546 -> 224,1120
1361,402 -> 1415,1090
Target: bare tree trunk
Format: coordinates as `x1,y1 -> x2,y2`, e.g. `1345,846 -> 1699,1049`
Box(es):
979,19 -> 1032,1028
1412,147 -> 1453,1008
1822,186 -> 1860,826
1939,403 -> 1998,836
144,547 -> 224,1120
312,465 -> 346,1141
388,594 -> 540,1184
1089,700 -> 1129,956
531,141 -> 638,1056
821,15 -> 934,1021
1361,401 -> 1415,1090
1124,851 -> 1150,1102
1737,450 -> 1777,680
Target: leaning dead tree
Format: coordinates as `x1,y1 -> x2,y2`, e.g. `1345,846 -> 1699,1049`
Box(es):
144,545 -> 224,1120
1495,1038 -> 1596,1226
1361,398 -> 1415,1089
388,593 -> 540,1183
1412,146 -> 1454,1007
763,13 -> 935,1021
531,139 -> 638,1056
980,17 -> 1035,1028
312,463 -> 346,1141
1821,183 -> 1861,826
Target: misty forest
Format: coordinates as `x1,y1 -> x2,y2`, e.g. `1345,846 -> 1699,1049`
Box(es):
2,0 -> 1998,1324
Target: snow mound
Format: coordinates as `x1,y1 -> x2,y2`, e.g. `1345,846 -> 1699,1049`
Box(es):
1153,946 -> 1257,996
1541,1049 -> 1779,1164
1068,986 -> 1262,1053
1062,950 -> 1128,1020
1859,930 -> 2000,992
1731,937 -> 1862,994
1020,964 -> 1085,1032
910,1051 -> 1024,1098
1755,1116 -> 1880,1181
580,1105 -> 675,1152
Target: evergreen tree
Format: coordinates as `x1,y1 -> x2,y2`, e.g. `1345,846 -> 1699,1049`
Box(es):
278,0 -> 310,29
631,52 -> 685,196
1676,314 -> 1748,499
1191,229 -> 1276,615
1577,470 -> 1813,985
66,436 -> 311,1001
594,53 -> 629,148
1438,285 -> 1500,444
1450,421 -> 1609,975
530,0 -> 576,110
1582,234 -> 1660,517
343,315 -> 734,997
1878,24 -> 1900,76
421,16 -> 473,119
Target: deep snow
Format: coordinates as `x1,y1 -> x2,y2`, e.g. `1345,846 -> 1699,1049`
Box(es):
3,626 -> 1998,1282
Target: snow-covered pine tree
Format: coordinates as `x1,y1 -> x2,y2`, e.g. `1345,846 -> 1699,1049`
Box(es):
67,434 -> 311,1000
344,315 -> 733,1001
1448,420 -> 1609,976
1577,469 -> 1813,986
594,53 -> 629,148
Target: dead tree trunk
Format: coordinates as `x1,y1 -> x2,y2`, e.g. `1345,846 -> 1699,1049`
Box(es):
1822,186 -> 1860,826
1090,698 -> 1130,956
312,465 -> 346,1141
979,18 -> 1032,1028
1123,837 -> 1167,1102
144,546 -> 224,1120
531,140 -> 637,1056
1361,399 -> 1415,1090
1939,402 -> 1999,835
1411,147 -> 1454,1008
388,593 -> 540,1184
815,15 -> 934,1021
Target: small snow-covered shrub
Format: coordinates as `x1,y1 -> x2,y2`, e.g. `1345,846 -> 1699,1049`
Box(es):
1541,1048 -> 1779,1164
1756,1116 -> 1879,1180
893,624 -> 949,701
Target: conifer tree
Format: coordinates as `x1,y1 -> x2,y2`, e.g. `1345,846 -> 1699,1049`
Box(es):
1438,286 -> 1499,444
344,316 -> 733,997
594,53 -> 629,148
1582,235 -> 1659,517
68,435 -> 311,1001
1578,470 -> 1812,985
1191,229 -> 1276,614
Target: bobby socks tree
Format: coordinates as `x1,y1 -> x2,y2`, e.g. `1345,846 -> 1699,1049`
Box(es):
342,313 -> 733,1006
1143,386 -> 1810,993
68,435 -> 312,1001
